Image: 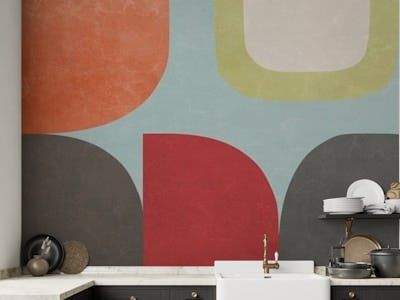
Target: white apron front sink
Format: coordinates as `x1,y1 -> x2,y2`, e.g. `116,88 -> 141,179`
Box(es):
215,261 -> 329,300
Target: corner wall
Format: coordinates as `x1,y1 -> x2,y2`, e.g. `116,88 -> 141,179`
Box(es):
0,0 -> 21,270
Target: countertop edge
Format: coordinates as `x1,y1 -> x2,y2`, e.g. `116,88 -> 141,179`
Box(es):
60,281 -> 95,300
329,277 -> 400,286
93,278 -> 217,286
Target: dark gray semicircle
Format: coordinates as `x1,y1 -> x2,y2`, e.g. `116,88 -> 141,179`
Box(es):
22,134 -> 142,266
280,134 -> 399,266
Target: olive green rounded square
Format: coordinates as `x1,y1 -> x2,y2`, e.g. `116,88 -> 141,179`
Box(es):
215,0 -> 398,100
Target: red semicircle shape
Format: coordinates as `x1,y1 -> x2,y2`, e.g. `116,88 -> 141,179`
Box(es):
144,134 -> 279,266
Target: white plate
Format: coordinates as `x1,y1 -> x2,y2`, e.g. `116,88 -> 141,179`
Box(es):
324,206 -> 364,213
323,197 -> 364,202
324,204 -> 363,210
323,197 -> 364,212
324,206 -> 363,212
327,211 -> 362,215
324,210 -> 363,214
346,179 -> 385,206
323,202 -> 363,208
323,197 -> 364,205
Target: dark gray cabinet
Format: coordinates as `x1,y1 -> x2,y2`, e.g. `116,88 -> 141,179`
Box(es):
94,286 -> 170,300
375,288 -> 400,300
170,286 -> 215,300
67,286 -> 216,300
332,286 -> 400,300
66,288 -> 94,300
67,285 -> 400,300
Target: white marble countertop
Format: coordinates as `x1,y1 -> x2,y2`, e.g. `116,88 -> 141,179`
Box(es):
2,266 -> 400,299
0,275 -> 94,300
315,266 -> 400,286
330,277 -> 400,286
0,267 -> 216,300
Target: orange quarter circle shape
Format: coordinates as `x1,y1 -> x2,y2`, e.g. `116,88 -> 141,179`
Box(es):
22,0 -> 169,133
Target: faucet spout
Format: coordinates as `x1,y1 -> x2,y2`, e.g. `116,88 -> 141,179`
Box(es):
263,233 -> 280,274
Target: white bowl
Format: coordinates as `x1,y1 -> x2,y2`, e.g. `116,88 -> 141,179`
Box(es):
386,199 -> 400,213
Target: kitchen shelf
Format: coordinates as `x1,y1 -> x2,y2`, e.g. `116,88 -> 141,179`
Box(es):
318,213 -> 400,220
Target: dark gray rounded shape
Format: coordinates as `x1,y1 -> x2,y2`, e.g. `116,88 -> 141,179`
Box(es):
22,134 -> 143,265
280,134 -> 399,266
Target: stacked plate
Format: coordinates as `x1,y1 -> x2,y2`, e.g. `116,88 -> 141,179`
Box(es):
323,197 -> 364,214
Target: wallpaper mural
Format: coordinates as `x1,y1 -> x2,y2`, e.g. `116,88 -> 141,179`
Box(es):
22,0 -> 398,265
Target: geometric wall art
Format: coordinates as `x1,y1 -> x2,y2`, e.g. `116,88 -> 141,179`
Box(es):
22,0 -> 169,133
143,134 -> 279,266
21,0 -> 398,266
215,0 -> 398,100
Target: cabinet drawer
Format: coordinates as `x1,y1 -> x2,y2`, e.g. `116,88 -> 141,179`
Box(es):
331,286 -> 374,300
332,286 -> 400,300
170,287 -> 215,300
94,286 -> 169,300
66,288 -> 93,300
375,287 -> 400,300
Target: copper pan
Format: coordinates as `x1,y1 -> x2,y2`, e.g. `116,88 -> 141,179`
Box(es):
342,218 -> 381,263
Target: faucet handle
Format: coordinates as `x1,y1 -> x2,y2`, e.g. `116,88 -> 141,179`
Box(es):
274,251 -> 279,262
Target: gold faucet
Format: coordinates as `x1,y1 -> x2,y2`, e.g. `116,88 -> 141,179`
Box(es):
263,233 -> 279,274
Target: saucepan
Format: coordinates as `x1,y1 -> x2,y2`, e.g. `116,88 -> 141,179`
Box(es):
370,248 -> 400,278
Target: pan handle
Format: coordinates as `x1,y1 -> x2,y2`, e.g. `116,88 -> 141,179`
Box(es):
344,218 -> 354,240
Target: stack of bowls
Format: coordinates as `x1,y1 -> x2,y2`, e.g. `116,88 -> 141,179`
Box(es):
323,197 -> 364,214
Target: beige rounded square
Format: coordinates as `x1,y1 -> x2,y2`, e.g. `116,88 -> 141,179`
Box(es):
243,0 -> 370,72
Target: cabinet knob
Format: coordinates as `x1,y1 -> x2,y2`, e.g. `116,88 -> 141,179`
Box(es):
191,292 -> 199,299
348,291 -> 356,299
130,296 -> 137,300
